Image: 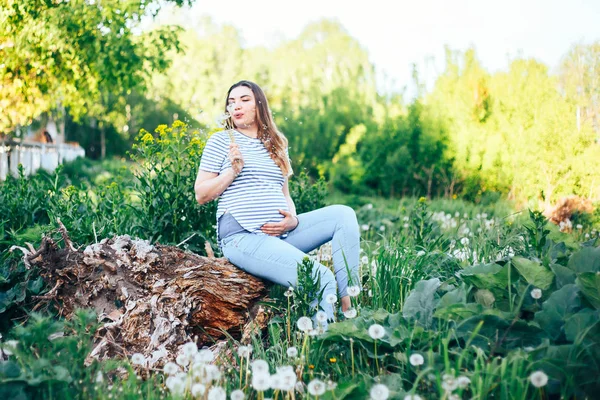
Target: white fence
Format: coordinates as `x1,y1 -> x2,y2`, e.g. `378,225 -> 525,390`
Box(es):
0,140 -> 85,180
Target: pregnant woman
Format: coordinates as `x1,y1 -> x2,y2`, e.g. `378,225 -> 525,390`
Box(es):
194,80 -> 360,327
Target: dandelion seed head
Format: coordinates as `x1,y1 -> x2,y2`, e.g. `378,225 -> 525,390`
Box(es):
191,383 -> 206,398
251,359 -> 269,374
326,293 -> 338,304
252,372 -> 272,392
368,324 -> 385,340
343,308 -> 357,319
529,370 -> 548,388
457,376 -> 470,388
207,386 -> 226,400
307,379 -> 326,396
530,288 -> 542,299
131,353 -> 146,366
347,285 -> 361,297
297,316 -> 313,332
315,311 -> 328,323
409,353 -> 424,366
370,383 -> 390,400
230,389 -> 245,400
163,361 -> 180,375
286,346 -> 298,358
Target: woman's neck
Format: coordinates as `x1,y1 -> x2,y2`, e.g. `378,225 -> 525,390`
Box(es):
234,124 -> 258,138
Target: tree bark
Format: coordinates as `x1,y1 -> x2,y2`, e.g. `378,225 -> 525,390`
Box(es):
26,223 -> 270,365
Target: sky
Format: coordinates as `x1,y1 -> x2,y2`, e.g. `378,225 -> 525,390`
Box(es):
175,0 -> 600,95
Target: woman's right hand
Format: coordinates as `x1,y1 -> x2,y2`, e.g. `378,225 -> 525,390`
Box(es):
229,143 -> 244,176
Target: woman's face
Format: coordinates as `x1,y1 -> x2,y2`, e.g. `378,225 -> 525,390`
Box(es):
227,85 -> 257,129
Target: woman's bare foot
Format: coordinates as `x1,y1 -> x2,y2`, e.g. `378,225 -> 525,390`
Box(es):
341,295 -> 351,312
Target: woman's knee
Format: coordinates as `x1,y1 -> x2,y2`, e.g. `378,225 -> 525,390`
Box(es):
329,205 -> 357,223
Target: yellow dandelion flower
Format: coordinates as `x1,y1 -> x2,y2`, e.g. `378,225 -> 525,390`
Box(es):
172,120 -> 186,129
418,196 -> 427,203
309,364 -> 315,370
329,357 -> 337,363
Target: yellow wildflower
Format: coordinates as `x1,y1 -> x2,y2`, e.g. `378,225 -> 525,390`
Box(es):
329,357 -> 337,363
141,133 -> 154,144
418,196 -> 427,203
172,120 -> 186,129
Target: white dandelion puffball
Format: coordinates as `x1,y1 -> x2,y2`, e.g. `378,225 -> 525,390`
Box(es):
442,375 -> 458,392
307,379 -> 326,396
230,389 -> 245,400
403,395 -> 422,400
370,383 -> 390,400
251,359 -> 270,375
316,311 -> 328,323
252,373 -> 272,392
457,376 -> 471,389
460,237 -> 469,245
207,386 -> 226,400
196,348 -> 215,363
326,293 -> 338,304
361,255 -> 369,264
343,308 -> 357,319
131,353 -> 146,366
368,324 -> 385,340
163,362 -> 180,375
182,341 -> 198,357
166,376 -> 185,396
529,370 -> 548,388
176,353 -> 190,367
237,345 -> 252,358
277,367 -> 297,391
361,224 -> 370,231
530,288 -> 542,299
191,383 -> 206,398
297,316 -> 313,332
347,285 -> 361,297
286,346 -> 298,358
409,353 -> 424,366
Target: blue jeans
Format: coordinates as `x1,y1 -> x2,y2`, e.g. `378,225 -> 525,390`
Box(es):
220,205 -> 360,323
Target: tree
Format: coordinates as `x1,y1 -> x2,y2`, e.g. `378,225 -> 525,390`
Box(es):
0,0 -> 194,147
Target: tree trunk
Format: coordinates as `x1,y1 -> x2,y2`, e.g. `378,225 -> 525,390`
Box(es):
22,222 -> 270,365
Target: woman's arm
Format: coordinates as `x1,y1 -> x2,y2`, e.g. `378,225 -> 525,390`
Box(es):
282,177 -> 297,216
194,169 -> 237,205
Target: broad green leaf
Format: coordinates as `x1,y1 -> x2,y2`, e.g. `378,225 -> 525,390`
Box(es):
534,284 -> 583,341
564,309 -> 599,342
438,284 -> 467,308
434,303 -> 482,320
549,263 -> 576,288
402,278 -> 441,328
457,315 -> 545,351
0,360 -> 21,378
576,272 -> 600,309
567,247 -> 600,273
511,256 -> 554,290
459,263 -> 508,292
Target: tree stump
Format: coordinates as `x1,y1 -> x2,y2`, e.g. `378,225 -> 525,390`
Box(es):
21,222 -> 270,366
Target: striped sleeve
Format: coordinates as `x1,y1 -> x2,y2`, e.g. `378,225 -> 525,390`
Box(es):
199,133 -> 227,173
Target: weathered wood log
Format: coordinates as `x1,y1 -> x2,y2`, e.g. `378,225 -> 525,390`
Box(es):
25,222 -> 270,365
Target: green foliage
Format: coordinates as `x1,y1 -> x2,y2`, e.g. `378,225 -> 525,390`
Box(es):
288,171 -> 328,215
128,121 -> 216,250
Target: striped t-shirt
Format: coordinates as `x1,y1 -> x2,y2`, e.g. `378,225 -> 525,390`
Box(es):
199,129 -> 291,237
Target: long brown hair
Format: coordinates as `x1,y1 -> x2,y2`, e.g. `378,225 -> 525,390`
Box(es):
225,80 -> 293,177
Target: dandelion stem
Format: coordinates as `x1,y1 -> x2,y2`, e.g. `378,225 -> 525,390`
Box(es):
350,338 -> 355,378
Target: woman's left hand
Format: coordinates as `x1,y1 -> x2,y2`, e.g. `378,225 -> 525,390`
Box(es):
261,209 -> 299,236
